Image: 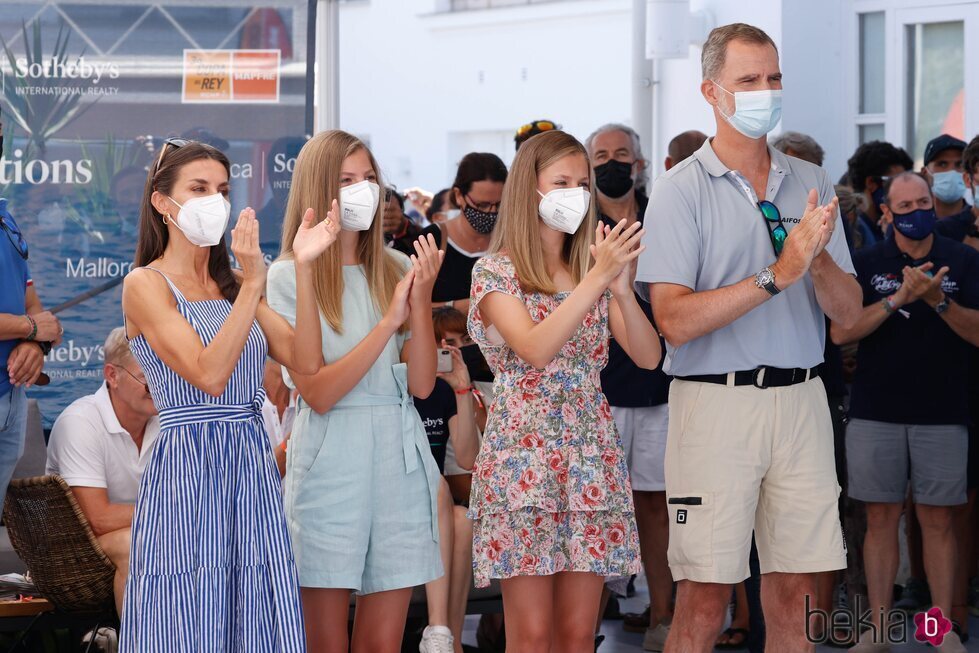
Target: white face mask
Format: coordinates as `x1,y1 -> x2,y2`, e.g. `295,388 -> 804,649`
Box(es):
538,187 -> 590,234
714,83 -> 782,140
168,193 -> 231,247
339,180 -> 380,231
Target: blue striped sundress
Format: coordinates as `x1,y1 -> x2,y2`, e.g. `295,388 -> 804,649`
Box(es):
119,267 -> 306,652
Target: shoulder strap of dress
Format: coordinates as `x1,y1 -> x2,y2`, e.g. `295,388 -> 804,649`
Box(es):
141,266 -> 188,304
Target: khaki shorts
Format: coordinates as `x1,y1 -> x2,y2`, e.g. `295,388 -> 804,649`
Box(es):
665,377 -> 846,584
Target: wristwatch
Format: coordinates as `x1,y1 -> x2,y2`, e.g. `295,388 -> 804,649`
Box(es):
754,267 -> 780,296
934,295 -> 950,315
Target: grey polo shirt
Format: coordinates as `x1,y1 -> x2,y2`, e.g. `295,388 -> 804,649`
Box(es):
636,139 -> 855,376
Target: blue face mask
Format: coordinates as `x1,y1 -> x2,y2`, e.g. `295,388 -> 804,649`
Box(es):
871,186 -> 887,213
932,170 -> 966,204
713,83 -> 782,140
891,207 -> 937,241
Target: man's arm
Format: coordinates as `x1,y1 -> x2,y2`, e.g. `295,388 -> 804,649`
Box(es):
70,487 -> 134,536
649,278 -> 771,349
649,191 -> 833,349
810,252 -> 863,329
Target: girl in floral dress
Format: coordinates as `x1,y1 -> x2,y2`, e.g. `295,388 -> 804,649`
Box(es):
467,130 -> 663,652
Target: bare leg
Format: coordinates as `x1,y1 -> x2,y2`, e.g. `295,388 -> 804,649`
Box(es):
595,587 -> 611,637
664,580 -> 730,653
501,576 -> 554,653
97,527 -> 131,617
906,493 -> 927,584
760,572 -> 818,652
635,490 -> 674,626
302,587 -> 353,653
863,502 -> 903,640
352,588 -> 413,653
916,503 -> 958,617
716,582 -> 750,647
553,572 -> 605,653
425,479 -> 455,628
952,490 -> 977,633
448,506 -> 473,653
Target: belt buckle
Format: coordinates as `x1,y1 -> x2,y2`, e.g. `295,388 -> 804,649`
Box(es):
752,367 -> 770,389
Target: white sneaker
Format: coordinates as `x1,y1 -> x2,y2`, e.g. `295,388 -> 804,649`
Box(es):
81,627 -> 118,653
938,631 -> 967,653
642,622 -> 670,652
420,625 -> 454,653
849,630 -> 891,653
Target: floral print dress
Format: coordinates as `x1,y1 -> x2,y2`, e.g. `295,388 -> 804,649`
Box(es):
467,253 -> 641,588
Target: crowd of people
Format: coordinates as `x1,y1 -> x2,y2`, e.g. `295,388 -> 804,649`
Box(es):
0,20 -> 977,653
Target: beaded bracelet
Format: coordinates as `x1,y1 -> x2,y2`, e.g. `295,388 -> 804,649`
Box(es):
24,315 -> 37,341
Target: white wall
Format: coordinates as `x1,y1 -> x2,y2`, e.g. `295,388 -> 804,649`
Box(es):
336,0 -> 885,190
338,0 -> 633,192
648,0 -> 782,176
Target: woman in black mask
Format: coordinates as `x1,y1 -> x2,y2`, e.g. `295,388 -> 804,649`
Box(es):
422,152 -> 507,315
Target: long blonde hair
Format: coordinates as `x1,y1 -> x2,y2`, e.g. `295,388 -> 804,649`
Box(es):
279,130 -> 403,333
489,130 -> 597,295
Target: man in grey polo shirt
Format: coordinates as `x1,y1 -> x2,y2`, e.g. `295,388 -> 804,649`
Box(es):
636,23 -> 862,653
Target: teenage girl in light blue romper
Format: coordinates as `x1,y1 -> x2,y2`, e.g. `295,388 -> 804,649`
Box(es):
266,129 -> 444,653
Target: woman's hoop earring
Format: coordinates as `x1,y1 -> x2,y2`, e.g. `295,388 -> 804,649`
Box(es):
163,213 -> 171,225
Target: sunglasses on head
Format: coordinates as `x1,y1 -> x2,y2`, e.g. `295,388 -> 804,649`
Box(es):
516,120 -> 557,138
153,137 -> 190,175
758,200 -> 788,256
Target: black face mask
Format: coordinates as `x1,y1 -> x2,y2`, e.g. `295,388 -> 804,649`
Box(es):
594,160 -> 635,199
462,205 -> 498,235
460,343 -> 494,383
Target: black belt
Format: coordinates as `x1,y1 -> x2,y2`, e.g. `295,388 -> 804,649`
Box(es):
676,366 -> 820,389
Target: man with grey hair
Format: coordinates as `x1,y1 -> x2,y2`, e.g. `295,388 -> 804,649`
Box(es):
47,327 -> 160,617
771,130 -> 826,167
636,22 -> 862,652
587,123 -> 673,651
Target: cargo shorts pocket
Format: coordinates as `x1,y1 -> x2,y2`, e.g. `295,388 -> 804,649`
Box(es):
667,493 -> 714,568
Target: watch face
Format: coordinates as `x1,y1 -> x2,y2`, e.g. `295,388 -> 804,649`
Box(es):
758,269 -> 774,285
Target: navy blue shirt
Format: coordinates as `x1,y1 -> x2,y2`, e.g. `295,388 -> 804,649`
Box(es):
413,378 -> 457,473
849,234 -> 979,425
599,193 -> 671,408
935,206 -> 977,243
0,200 -> 31,399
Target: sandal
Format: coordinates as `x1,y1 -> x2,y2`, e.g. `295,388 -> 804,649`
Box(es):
715,627 -> 749,650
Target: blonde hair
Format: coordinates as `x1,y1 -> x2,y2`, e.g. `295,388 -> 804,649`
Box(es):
279,130 -> 404,333
489,130 -> 597,295
103,327 -> 132,366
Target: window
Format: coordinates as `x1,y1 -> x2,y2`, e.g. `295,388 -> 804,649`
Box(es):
856,11 -> 885,143
905,20 -> 964,164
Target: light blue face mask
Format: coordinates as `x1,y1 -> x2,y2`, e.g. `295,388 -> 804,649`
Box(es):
714,82 -> 782,139
932,170 -> 966,204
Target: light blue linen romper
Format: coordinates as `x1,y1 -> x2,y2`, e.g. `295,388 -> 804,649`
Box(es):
266,253 -> 442,594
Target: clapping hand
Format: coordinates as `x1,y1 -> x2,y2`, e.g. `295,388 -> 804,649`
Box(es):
293,201 -> 342,265
590,220 -> 645,290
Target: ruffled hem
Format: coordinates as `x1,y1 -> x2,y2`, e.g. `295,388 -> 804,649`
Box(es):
471,507 -> 641,588
120,565 -> 305,652
468,443 -> 635,518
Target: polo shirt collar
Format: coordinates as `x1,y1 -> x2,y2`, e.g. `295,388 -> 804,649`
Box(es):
693,138 -> 793,179
882,232 -> 951,260
93,382 -> 127,436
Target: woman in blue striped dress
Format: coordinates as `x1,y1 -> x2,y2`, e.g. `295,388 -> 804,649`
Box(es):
119,140 -> 339,651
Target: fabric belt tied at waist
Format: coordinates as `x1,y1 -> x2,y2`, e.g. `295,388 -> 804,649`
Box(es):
159,388 -> 267,430
297,363 -> 440,541
332,362 -> 419,475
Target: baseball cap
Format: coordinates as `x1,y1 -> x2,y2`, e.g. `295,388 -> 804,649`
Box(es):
924,134 -> 967,166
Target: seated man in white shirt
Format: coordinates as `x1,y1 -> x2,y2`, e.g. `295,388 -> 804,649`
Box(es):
46,327 -> 160,616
